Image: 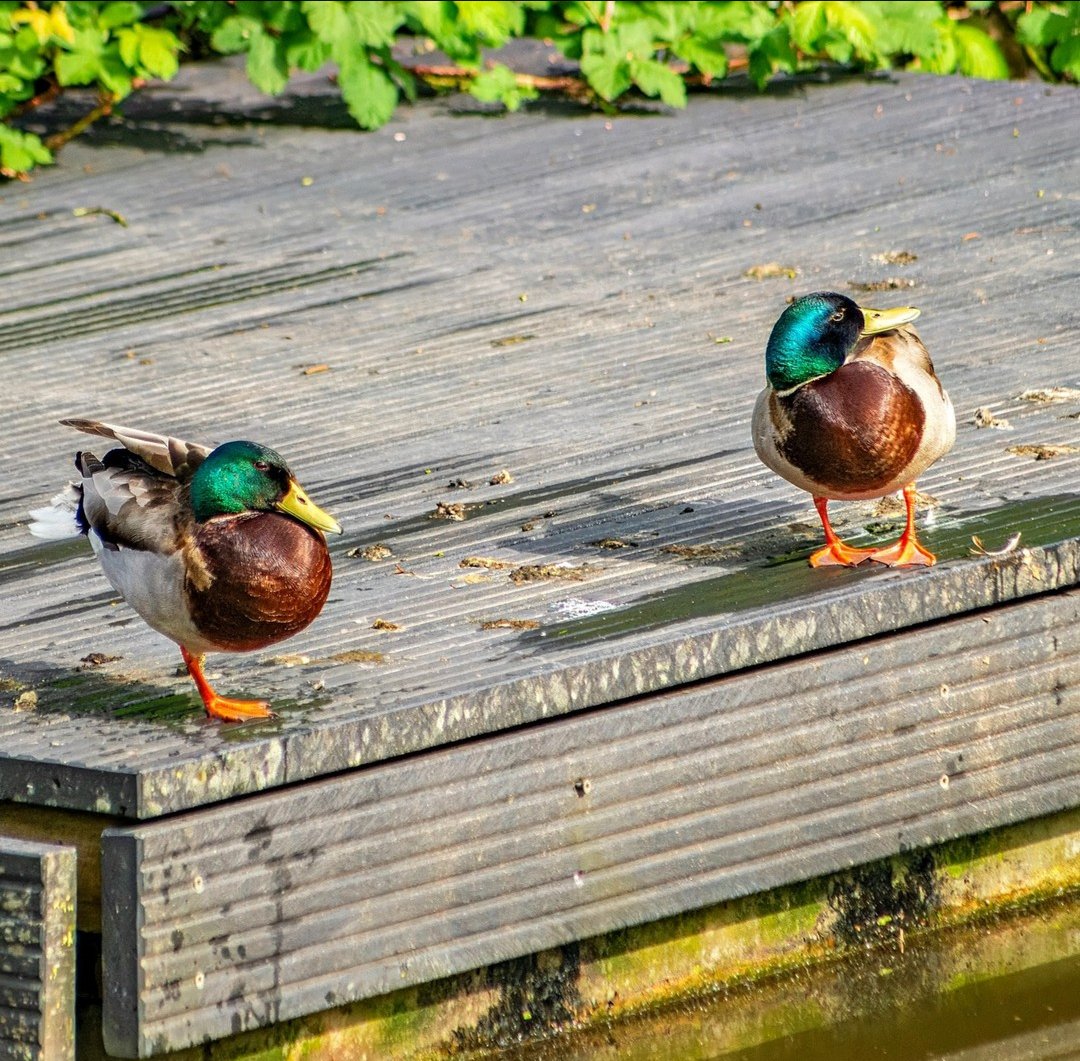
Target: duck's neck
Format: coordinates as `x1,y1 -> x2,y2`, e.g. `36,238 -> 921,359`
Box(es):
766,332 -> 847,393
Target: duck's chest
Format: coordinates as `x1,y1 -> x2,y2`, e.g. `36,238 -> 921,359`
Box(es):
186,513 -> 333,652
773,361 -> 925,495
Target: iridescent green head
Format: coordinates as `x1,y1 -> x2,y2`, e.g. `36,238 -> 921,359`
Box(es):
189,440 -> 341,534
764,292 -> 920,393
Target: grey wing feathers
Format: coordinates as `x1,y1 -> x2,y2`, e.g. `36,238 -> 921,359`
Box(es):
76,448 -> 188,554
60,419 -> 211,480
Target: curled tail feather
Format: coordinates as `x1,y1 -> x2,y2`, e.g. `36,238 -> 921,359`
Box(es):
28,483 -> 85,540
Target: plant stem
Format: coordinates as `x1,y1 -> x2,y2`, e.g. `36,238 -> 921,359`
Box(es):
44,93 -> 116,151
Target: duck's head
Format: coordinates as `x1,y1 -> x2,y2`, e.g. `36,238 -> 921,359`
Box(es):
189,440 -> 342,534
765,292 -> 920,394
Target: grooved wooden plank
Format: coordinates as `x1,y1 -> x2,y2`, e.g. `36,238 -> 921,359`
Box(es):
0,65 -> 1078,823
0,838 -> 75,1061
101,589 -> 1080,1057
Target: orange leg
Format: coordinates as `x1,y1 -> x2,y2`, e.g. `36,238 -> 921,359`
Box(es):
181,647 -> 274,722
809,497 -> 875,568
866,483 -> 936,567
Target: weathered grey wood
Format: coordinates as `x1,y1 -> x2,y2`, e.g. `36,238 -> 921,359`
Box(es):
1,67 -> 1078,819
0,838 -> 75,1061
100,588 -> 1080,1057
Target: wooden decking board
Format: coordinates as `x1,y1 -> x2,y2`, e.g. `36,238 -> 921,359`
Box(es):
100,588 -> 1080,1056
0,838 -> 75,1061
1,68 -> 1078,821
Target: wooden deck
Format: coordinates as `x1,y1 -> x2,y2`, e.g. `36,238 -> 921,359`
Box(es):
1,58 -> 1079,1059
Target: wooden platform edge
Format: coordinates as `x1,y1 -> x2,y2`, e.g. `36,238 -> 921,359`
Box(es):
99,587 -> 1080,1057
0,837 -> 76,1061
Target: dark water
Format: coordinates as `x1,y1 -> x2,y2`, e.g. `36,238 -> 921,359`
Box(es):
509,898 -> 1080,1061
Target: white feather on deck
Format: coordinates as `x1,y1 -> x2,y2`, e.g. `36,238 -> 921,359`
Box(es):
28,484 -> 82,540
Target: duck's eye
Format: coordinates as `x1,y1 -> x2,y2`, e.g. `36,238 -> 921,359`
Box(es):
830,309 -> 845,322
253,460 -> 270,472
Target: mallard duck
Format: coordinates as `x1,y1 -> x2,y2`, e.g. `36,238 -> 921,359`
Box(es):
29,420 -> 342,721
752,292 -> 955,567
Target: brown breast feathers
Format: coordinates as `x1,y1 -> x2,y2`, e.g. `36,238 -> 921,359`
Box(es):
187,512 -> 332,652
777,361 -> 925,494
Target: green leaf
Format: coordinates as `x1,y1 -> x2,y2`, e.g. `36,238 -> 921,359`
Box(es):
862,1 -> 943,56
97,51 -> 134,97
672,35 -> 728,78
55,31 -> 104,87
1016,7 -> 1071,48
400,0 -> 481,63
580,50 -> 631,101
345,1 -> 400,48
748,24 -> 797,89
630,57 -> 686,107
693,1 -> 776,44
790,0 -> 827,51
0,123 -> 52,176
98,3 -> 143,30
337,52 -> 398,128
822,1 -> 878,62
470,62 -> 537,111
285,27 -> 330,71
121,25 -> 180,80
455,1 -> 524,45
246,28 -> 289,94
632,2 -> 689,43
301,0 -> 350,41
952,21 -> 1009,79
210,14 -> 262,55
1050,33 -> 1080,79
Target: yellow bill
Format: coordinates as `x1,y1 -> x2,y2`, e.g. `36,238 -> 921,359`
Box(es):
276,479 -> 342,535
860,305 -> 920,335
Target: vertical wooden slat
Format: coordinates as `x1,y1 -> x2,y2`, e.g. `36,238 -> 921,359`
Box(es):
0,838 -> 76,1061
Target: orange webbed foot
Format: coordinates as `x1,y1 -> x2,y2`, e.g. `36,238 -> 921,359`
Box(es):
202,693 -> 275,723
809,541 -> 876,568
809,496 -> 874,568
181,647 -> 276,724
867,536 -> 936,567
865,483 -> 936,567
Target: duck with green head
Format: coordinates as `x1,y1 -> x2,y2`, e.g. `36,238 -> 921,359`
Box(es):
752,292 -> 955,567
30,420 -> 342,721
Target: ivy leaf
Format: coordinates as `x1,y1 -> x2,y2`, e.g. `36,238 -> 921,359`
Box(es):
1016,7 -> 1071,48
580,50 -> 631,101
101,52 -> 134,97
401,0 -> 480,65
117,25 -> 180,81
210,14 -> 262,55
301,0 -> 350,41
748,24 -> 797,89
346,2 -> 400,48
247,29 -> 289,95
0,124 -> 52,177
1050,33 -> 1080,79
822,1 -> 878,62
470,62 -> 537,111
862,1 -> 942,56
337,52 -> 398,129
99,3 -> 143,31
630,57 -> 687,107
790,0 -> 827,51
672,36 -> 728,78
285,27 -> 331,71
694,1 -> 776,43
952,22 -> 1008,80
455,1 -> 524,45
55,29 -> 105,86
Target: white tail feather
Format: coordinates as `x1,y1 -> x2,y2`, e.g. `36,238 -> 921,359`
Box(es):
28,485 -> 82,540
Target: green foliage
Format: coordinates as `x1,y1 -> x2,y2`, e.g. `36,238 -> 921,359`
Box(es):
2,1 -> 1079,179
